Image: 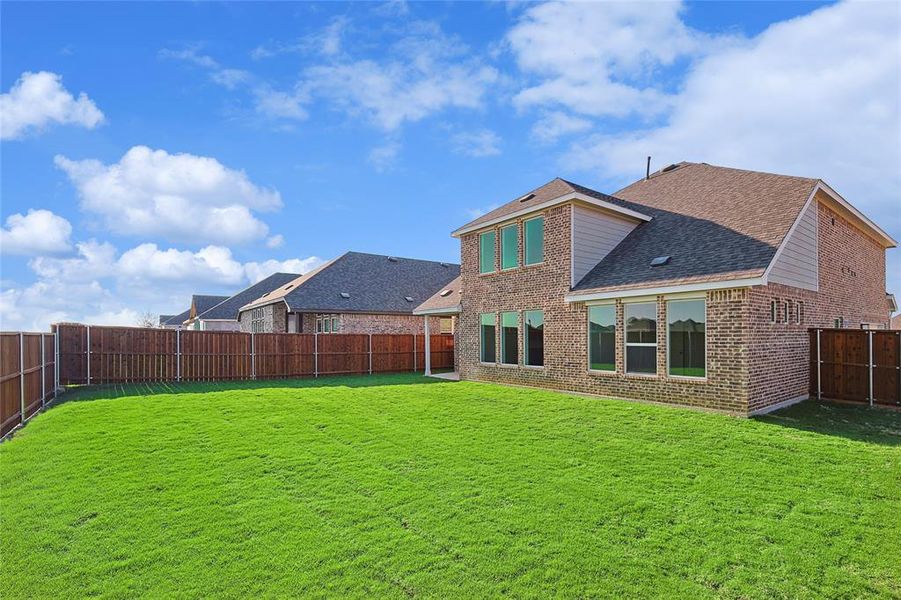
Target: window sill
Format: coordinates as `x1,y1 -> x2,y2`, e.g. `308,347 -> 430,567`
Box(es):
588,368 -> 617,377
498,362 -> 518,368
479,361 -> 498,366
625,372 -> 657,379
667,374 -> 708,383
522,364 -> 545,370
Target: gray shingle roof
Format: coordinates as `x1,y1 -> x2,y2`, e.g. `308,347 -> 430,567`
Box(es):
243,252 -> 460,314
191,295 -> 230,317
158,314 -> 175,325
163,309 -> 190,326
197,273 -> 299,320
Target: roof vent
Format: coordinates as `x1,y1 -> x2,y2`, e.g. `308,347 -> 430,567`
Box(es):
284,284 -> 294,291
388,256 -> 399,262
439,289 -> 452,297
405,296 -> 414,302
661,163 -> 679,173
440,262 -> 448,267
518,193 -> 535,203
650,256 -> 671,267
339,292 -> 350,299
262,292 -> 270,297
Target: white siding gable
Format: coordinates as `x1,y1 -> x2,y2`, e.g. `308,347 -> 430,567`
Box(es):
768,199 -> 818,291
571,204 -> 638,287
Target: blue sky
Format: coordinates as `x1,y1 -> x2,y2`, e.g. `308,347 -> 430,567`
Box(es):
1,0 -> 898,329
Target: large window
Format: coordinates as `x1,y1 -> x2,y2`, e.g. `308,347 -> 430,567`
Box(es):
667,299 -> 705,378
625,302 -> 656,375
524,310 -> 544,366
588,305 -> 616,371
524,217 -> 544,265
501,312 -> 519,365
501,224 -> 519,270
480,313 -> 496,363
479,231 -> 496,274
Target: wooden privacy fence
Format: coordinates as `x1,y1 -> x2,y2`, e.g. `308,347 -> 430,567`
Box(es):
54,324 -> 455,385
0,332 -> 57,437
809,328 -> 900,406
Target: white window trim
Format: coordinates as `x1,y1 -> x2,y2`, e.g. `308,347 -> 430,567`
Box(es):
587,304 -> 616,374
522,309 -> 545,368
479,231 -> 496,274
480,312 -> 497,364
522,216 -> 545,267
499,224 -> 520,271
624,301 -> 658,377
666,298 -> 707,381
500,311 -> 519,365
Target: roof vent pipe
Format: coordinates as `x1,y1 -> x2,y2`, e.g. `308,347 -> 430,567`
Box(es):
646,156 -> 651,180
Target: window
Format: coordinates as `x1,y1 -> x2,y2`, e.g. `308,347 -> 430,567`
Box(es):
480,313 -> 496,363
834,317 -> 844,328
796,302 -> 803,325
501,224 -> 519,270
316,318 -> 322,333
323,318 -> 331,333
625,302 -> 656,375
439,317 -> 453,334
250,307 -> 265,333
479,231 -> 496,274
770,300 -> 777,323
524,216 -> 544,265
523,310 -> 544,366
783,301 -> 789,324
331,317 -> 339,333
668,299 -> 706,378
500,312 -> 519,365
588,305 -> 616,371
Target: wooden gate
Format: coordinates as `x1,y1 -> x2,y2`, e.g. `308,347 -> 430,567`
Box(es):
809,329 -> 900,406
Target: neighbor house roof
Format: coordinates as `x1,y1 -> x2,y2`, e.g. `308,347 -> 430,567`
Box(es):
413,276 -> 462,315
158,314 -> 175,326
163,309 -> 190,326
241,252 -> 460,315
189,295 -> 230,320
196,272 -> 299,321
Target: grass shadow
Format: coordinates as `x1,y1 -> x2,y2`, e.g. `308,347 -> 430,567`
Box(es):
55,372 -> 451,405
755,400 -> 901,447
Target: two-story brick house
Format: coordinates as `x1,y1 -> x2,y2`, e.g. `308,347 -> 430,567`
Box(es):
451,163 -> 896,415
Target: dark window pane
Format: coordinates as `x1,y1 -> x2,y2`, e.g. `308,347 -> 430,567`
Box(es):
626,346 -> 656,374
625,303 -> 656,343
480,313 -> 496,363
479,231 -> 495,274
524,310 -> 544,366
501,312 -> 518,364
668,299 -> 706,377
524,217 -> 544,265
501,225 -> 519,269
588,305 -> 615,371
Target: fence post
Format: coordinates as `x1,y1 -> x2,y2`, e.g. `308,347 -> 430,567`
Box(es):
41,334 -> 46,408
19,332 -> 25,424
86,325 -> 92,385
54,328 -> 59,397
368,333 -> 372,375
176,329 -> 181,382
314,333 -> 318,378
423,317 -> 431,377
251,332 -> 256,380
413,334 -> 417,372
868,330 -> 874,407
816,329 -> 821,400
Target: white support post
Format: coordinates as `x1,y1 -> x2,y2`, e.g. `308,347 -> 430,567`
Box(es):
423,317 -> 432,376
413,334 -> 417,372
368,333 -> 373,375
816,329 -> 821,400
314,333 -> 318,378
868,330 -> 874,407
40,335 -> 46,408
176,329 -> 181,382
251,332 -> 256,380
19,332 -> 25,424
86,325 -> 92,385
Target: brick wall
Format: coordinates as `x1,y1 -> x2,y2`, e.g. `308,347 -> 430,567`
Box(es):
237,302 -> 287,333
458,204 -> 752,413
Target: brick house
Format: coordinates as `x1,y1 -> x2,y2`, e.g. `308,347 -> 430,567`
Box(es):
450,162 -> 896,415
183,272 -> 299,331
237,252 -> 459,335
159,294 -> 228,330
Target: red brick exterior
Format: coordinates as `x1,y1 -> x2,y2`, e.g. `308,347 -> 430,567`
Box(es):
457,196 -> 891,415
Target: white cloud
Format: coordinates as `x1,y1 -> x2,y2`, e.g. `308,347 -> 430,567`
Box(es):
253,86 -> 309,120
451,129 -> 502,158
0,71 -> 104,139
507,2 -> 717,118
116,244 -> 247,285
266,234 -> 285,249
243,257 -> 324,283
210,68 -> 252,90
29,240 -> 117,281
160,47 -> 251,90
368,141 -> 401,172
530,111 -> 592,143
0,209 -> 73,255
54,146 -> 281,245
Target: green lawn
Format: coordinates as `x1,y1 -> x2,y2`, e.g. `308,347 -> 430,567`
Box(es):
2,375 -> 899,598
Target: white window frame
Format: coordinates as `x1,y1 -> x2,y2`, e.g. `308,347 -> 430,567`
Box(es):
479,231 -> 496,274
480,312 -> 497,364
523,215 -> 545,266
587,302 -> 616,373
666,298 -> 707,380
499,223 -> 520,271
624,301 -> 657,376
500,311 -> 519,365
522,309 -> 545,368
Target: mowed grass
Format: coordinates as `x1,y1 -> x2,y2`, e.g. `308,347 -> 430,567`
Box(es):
2,375 -> 899,598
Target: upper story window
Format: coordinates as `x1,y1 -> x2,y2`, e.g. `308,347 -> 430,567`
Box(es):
501,224 -> 519,270
667,299 -> 705,378
524,216 -> 544,265
625,302 -> 656,375
588,304 -> 616,372
479,231 -> 496,274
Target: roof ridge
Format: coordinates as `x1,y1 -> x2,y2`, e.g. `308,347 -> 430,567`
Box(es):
343,250 -> 460,266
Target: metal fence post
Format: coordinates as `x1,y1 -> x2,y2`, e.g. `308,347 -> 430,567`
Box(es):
816,329 -> 821,400
40,334 -> 46,408
314,332 -> 318,378
368,333 -> 373,375
54,329 -> 59,397
176,329 -> 181,382
868,330 -> 874,407
19,332 -> 25,424
251,332 -> 256,380
86,325 -> 92,385
413,334 -> 417,372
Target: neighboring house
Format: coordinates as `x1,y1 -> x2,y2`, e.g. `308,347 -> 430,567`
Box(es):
160,309 -> 189,330
892,313 -> 901,330
159,295 -> 227,330
184,273 -> 299,331
238,252 -> 460,334
158,314 -> 175,328
450,162 -> 896,415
